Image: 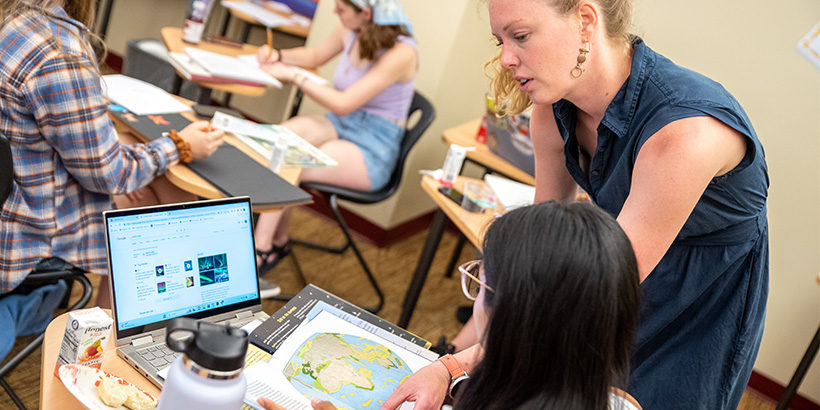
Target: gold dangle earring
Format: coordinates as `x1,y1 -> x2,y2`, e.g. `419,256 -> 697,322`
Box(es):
571,42 -> 591,78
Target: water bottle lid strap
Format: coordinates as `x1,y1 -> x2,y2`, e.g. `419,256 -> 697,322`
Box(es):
182,355 -> 242,380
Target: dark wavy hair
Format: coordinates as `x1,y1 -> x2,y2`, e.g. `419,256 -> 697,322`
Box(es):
341,0 -> 411,61
453,202 -> 641,410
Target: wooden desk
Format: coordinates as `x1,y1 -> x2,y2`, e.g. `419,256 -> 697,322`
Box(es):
397,176 -> 499,328
161,26 -> 268,99
442,119 -> 535,186
40,310 -> 161,410
221,0 -> 311,41
110,102 -> 301,213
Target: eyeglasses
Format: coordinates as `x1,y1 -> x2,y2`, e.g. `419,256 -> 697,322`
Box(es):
458,260 -> 494,301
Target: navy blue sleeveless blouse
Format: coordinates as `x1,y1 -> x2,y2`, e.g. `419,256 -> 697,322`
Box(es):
553,39 -> 769,410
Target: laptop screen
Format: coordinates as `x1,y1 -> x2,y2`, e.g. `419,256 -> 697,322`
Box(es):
104,197 -> 261,340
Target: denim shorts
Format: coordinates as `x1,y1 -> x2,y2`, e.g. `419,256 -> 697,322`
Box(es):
326,110 -> 403,191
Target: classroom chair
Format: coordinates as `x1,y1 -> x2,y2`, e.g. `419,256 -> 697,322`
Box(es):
775,272 -> 820,410
0,133 -> 93,410
291,91 -> 436,314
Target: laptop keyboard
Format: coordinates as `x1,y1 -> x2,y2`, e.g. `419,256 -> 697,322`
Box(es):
136,316 -> 261,369
137,345 -> 180,369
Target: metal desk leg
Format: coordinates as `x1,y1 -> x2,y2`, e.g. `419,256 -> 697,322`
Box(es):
398,209 -> 448,329
444,234 -> 466,278
240,21 -> 251,43
220,9 -> 231,37
776,325 -> 820,410
170,74 -> 183,96
96,0 -> 114,40
196,87 -> 213,105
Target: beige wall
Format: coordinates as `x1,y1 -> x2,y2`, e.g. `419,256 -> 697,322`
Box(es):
297,0 -> 496,228
635,0 -> 820,402
105,0 -> 820,402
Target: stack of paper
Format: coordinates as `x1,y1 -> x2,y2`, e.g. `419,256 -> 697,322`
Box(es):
236,55 -> 327,85
168,52 -> 268,87
181,47 -> 283,88
484,174 -> 536,210
101,75 -> 191,116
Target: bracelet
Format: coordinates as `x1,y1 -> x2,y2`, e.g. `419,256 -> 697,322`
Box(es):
146,145 -> 161,178
168,129 -> 194,163
293,69 -> 308,88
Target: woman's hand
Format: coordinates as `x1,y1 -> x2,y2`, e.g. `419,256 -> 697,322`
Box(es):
259,62 -> 298,83
257,45 -> 279,65
379,361 -> 451,410
258,397 -> 338,410
178,121 -> 224,159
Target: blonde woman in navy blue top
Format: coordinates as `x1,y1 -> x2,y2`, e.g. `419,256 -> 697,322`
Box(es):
382,0 -> 768,409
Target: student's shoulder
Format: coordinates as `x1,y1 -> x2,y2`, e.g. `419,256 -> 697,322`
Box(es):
382,38 -> 416,63
2,9 -> 85,57
0,10 -> 87,79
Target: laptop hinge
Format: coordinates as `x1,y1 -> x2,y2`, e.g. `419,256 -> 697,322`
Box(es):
235,311 -> 253,320
132,335 -> 154,347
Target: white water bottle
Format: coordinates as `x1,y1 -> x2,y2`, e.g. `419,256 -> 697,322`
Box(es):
157,318 -> 248,410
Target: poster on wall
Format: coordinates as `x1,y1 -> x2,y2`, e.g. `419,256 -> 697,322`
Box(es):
796,20 -> 820,70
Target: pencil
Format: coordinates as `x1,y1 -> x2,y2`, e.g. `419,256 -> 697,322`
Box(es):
266,27 -> 274,61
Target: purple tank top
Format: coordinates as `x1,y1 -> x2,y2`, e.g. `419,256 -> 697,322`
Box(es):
332,33 -> 416,122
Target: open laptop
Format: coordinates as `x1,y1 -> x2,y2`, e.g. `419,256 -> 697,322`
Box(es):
103,196 -> 269,388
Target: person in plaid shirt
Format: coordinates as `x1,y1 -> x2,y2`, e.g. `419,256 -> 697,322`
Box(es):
0,0 -> 224,306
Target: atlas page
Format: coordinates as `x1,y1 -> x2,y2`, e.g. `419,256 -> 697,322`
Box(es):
211,112 -> 338,167
243,310 -> 432,410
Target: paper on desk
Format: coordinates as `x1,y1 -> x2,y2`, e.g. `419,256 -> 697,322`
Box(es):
237,54 -> 328,85
101,74 -> 190,116
185,48 -> 283,88
221,0 -> 294,27
266,1 -> 293,14
484,174 -> 535,210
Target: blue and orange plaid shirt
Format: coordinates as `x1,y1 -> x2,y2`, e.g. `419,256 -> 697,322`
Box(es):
0,7 -> 179,292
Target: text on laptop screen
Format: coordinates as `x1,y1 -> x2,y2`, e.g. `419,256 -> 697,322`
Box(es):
107,201 -> 259,331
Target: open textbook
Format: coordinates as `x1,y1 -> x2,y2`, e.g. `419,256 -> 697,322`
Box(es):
211,112 -> 338,168
243,309 -> 434,410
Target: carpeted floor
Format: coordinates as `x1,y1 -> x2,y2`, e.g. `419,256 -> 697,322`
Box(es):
0,206 -> 778,409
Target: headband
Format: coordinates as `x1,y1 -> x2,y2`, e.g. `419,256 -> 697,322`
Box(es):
348,0 -> 413,35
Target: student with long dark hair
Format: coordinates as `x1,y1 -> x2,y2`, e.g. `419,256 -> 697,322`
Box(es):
451,202 -> 641,410
259,201 -> 643,410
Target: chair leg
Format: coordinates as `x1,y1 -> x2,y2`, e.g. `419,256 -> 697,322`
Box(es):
58,278 -> 74,309
289,251 -> 309,287
0,377 -> 27,410
776,325 -> 820,410
444,234 -> 467,278
326,195 -> 384,314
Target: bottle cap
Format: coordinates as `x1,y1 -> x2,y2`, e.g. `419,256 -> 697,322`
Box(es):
165,318 -> 248,372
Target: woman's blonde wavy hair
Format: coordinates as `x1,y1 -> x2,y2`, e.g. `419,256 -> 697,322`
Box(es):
485,0 -> 633,116
0,0 -> 106,69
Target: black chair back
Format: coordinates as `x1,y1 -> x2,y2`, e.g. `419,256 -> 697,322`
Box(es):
0,133 -> 12,205
303,91 -> 436,204
387,91 -> 436,199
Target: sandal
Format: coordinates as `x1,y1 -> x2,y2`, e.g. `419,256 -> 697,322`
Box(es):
255,242 -> 292,275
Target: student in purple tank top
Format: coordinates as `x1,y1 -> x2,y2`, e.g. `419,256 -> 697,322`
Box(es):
253,0 -> 418,279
